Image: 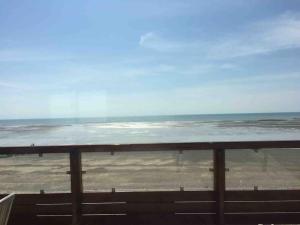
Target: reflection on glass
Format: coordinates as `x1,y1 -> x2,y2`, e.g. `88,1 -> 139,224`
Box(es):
226,149 -> 300,190
82,150 -> 213,192
0,154 -> 70,194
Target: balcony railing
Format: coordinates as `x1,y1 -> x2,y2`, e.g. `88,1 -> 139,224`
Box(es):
0,193 -> 15,225
1,140 -> 300,225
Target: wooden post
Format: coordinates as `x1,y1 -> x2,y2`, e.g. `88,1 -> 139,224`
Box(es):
70,150 -> 83,225
214,149 -> 225,225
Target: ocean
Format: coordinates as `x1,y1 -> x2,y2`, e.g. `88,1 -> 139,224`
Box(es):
0,112 -> 300,146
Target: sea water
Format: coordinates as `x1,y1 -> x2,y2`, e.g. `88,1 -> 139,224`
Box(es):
0,112 -> 300,146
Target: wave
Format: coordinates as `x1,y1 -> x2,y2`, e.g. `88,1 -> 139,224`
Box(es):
0,121 -> 205,133
256,119 -> 287,122
87,119 -> 300,130
1,117 -> 300,134
217,118 -> 300,129
89,121 -> 186,129
0,124 -> 67,132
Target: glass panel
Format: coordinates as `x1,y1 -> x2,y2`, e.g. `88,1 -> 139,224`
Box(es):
82,150 -> 213,192
226,148 -> 300,190
0,153 -> 70,194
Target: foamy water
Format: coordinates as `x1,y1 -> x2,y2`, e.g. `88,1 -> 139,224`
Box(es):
0,113 -> 300,146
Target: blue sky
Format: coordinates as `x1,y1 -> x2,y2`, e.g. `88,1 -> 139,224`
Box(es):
1,0 -> 300,119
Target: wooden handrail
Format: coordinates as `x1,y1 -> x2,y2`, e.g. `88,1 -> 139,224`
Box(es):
0,140 -> 300,154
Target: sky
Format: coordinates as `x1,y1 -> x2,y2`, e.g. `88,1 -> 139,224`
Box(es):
1,0 -> 300,119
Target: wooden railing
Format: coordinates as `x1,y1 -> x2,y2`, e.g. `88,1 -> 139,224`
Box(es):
1,140 -> 300,225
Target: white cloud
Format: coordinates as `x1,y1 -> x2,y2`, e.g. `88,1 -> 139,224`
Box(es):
139,32 -> 191,52
225,72 -> 300,84
208,13 -> 300,58
140,13 -> 300,58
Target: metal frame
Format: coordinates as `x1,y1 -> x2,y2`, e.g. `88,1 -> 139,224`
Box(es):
0,194 -> 15,225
